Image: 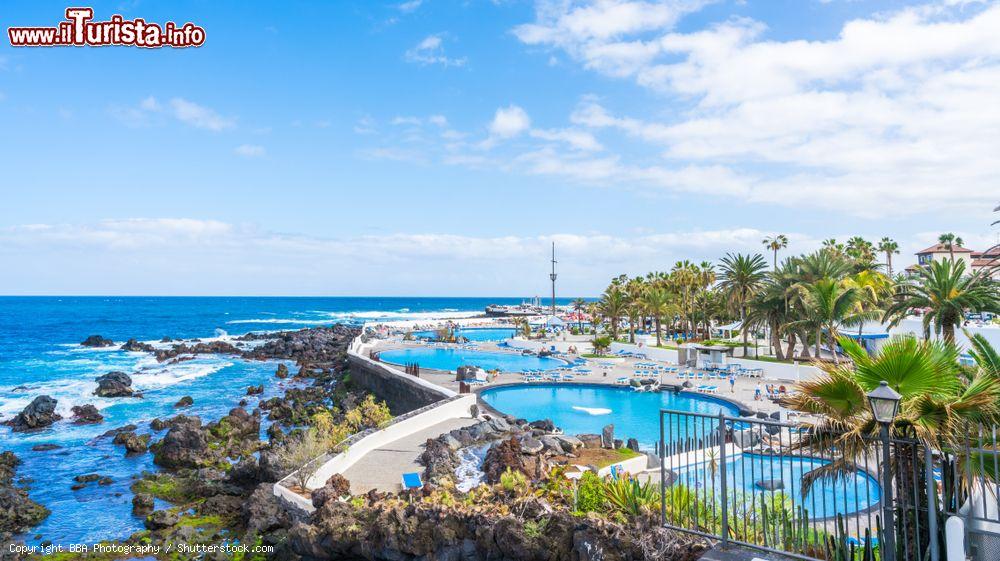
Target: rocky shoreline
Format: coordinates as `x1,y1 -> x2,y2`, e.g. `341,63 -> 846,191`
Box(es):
4,324 -> 709,561
1,324 -> 366,559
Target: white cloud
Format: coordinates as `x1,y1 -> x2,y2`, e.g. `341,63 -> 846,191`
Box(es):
168,98 -> 234,131
529,127 -> 602,151
0,219 -> 827,295
405,34 -> 468,67
234,144 -> 265,158
489,105 -> 532,137
354,116 -> 377,135
111,96 -> 234,131
398,0 -> 423,12
511,1 -> 1000,216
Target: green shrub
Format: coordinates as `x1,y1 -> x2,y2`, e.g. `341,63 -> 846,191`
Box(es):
499,468 -> 528,493
575,471 -> 605,513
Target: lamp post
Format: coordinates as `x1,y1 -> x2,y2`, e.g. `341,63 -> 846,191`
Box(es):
867,380 -> 902,561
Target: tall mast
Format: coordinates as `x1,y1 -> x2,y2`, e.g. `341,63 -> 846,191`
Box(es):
549,242 -> 557,317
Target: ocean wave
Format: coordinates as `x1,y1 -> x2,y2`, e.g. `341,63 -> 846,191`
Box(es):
227,309 -> 481,325
0,355 -> 232,420
226,318 -> 333,325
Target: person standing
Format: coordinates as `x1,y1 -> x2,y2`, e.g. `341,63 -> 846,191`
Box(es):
729,375 -> 736,393
754,382 -> 762,401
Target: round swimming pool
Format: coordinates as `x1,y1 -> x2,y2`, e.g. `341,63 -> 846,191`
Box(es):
675,453 -> 881,518
480,383 -> 739,446
378,347 -> 565,372
412,327 -> 515,342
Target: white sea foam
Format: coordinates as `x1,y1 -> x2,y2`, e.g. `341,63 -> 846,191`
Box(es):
455,444 -> 490,492
227,309 -> 481,325
572,406 -> 612,416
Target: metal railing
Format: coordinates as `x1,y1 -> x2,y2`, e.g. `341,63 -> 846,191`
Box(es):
657,409 -> 952,561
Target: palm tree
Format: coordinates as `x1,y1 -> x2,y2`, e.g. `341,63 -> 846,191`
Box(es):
883,259 -> 1000,344
696,261 -> 716,337
596,287 -> 627,341
571,298 -> 588,332
670,261 -> 698,337
938,233 -> 965,261
624,277 -> 646,343
821,238 -> 845,256
787,335 -> 1000,554
845,236 -> 874,261
717,253 -> 768,355
762,234 -> 789,270
641,287 -> 673,347
877,237 -> 900,278
787,278 -> 877,364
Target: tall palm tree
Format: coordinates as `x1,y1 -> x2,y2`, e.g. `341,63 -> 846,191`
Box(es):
571,298 -> 588,332
697,261 -> 716,337
821,238 -> 845,256
845,236 -> 875,263
717,253 -> 768,355
596,287 -> 627,341
938,233 -> 965,261
746,278 -> 791,360
877,237 -> 900,278
640,287 -> 673,347
670,261 -> 698,337
624,277 -> 646,343
883,259 -> 1000,344
787,278 -> 877,364
762,234 -> 789,270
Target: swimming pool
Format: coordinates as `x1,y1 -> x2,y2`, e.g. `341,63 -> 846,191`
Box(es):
412,327 -> 515,342
480,384 -> 739,447
481,384 -> 879,516
675,453 -> 880,518
378,347 -> 566,372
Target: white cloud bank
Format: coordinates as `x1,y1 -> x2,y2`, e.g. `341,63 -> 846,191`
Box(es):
501,1 -> 1000,216
111,96 -> 235,131
0,218 -> 842,295
405,35 -> 468,67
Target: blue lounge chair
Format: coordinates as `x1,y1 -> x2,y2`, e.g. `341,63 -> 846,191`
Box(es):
402,472 -> 423,490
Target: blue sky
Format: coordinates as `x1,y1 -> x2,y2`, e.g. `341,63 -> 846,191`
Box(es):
1,0 -> 998,296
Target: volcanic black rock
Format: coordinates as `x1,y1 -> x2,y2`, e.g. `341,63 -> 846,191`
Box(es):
5,396 -> 61,432
80,335 -> 115,347
70,404 -> 103,425
94,372 -> 133,397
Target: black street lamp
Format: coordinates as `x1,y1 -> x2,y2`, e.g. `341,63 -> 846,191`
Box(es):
867,380 -> 902,561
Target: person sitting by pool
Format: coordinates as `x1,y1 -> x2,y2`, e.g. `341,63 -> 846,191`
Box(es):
779,385 -> 787,394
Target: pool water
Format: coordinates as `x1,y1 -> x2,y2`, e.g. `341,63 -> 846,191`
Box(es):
675,453 -> 880,518
480,384 -> 739,446
481,383 -> 879,517
412,327 -> 515,342
378,347 -> 566,372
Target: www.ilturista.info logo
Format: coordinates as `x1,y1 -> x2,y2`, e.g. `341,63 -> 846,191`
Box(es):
8,7 -> 205,48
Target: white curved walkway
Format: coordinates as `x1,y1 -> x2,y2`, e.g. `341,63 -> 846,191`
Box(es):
340,417 -> 478,494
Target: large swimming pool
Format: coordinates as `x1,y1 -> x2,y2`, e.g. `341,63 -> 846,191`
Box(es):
480,384 -> 739,446
412,327 -> 515,342
481,384 -> 879,516
378,347 -> 566,372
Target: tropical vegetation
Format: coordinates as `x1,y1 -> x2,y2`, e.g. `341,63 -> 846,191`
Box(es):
584,233 -> 998,364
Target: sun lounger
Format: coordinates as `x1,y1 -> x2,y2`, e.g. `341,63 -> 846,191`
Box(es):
402,472 -> 423,490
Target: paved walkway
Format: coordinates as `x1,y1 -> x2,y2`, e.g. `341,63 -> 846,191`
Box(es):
340,417 -> 478,494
